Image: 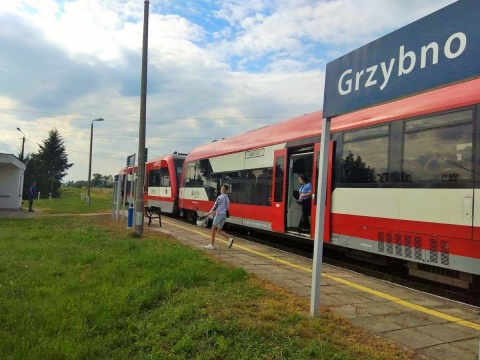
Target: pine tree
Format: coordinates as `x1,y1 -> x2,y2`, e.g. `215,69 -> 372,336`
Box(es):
23,129 -> 73,198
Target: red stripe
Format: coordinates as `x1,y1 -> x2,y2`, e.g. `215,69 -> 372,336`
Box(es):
331,213 -> 479,259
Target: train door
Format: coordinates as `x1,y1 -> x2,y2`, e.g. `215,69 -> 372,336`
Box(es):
310,141 -> 334,240
271,149 -> 287,232
285,147 -> 314,235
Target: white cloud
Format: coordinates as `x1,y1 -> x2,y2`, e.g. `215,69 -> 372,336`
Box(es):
0,0 -> 460,181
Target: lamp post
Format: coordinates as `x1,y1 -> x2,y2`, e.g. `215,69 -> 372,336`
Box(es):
16,127 -> 25,162
86,118 -> 104,205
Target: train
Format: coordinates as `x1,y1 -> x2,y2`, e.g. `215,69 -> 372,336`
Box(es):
118,77 -> 480,291
116,152 -> 187,216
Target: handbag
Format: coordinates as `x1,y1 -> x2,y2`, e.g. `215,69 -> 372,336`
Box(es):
226,210 -> 230,218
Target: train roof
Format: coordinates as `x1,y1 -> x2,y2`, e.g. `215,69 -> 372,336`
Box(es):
146,153 -> 187,165
119,153 -> 187,173
186,78 -> 480,162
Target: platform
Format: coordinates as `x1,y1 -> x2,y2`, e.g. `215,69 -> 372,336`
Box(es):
149,217 -> 480,360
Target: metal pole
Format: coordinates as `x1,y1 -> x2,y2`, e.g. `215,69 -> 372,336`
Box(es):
86,118 -> 104,205
17,128 -> 25,161
134,0 -> 149,237
310,117 -> 331,316
51,167 -> 54,196
115,176 -> 121,220
86,121 -> 93,205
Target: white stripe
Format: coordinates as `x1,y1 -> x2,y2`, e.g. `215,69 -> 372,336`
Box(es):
332,188 -> 473,226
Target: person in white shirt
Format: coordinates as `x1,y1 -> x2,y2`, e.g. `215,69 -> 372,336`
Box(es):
204,184 -> 234,250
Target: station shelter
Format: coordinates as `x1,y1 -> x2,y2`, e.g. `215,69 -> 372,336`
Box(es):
0,153 -> 26,210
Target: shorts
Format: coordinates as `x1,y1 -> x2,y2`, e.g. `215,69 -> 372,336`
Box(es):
212,214 -> 227,229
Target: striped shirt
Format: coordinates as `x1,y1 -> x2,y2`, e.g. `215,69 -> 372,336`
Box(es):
210,194 -> 230,215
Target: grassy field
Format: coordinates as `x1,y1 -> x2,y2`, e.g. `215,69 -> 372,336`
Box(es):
31,186 -> 113,214
0,188 -> 418,359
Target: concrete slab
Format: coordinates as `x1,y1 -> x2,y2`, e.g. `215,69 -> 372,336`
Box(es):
382,328 -> 444,349
350,316 -> 405,333
418,342 -> 477,360
416,323 -> 475,343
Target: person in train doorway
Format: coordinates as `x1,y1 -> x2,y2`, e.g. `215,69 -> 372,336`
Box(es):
28,181 -> 37,212
204,184 -> 235,250
297,175 -> 312,233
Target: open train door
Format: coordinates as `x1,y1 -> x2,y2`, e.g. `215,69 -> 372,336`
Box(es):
271,149 -> 287,232
310,141 -> 334,241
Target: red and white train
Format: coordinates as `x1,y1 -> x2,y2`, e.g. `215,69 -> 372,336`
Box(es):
121,78 -> 480,290
145,153 -> 186,215
117,152 -> 186,215
178,78 -> 480,290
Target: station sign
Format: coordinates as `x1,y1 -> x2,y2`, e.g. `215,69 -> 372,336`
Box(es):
323,0 -> 480,118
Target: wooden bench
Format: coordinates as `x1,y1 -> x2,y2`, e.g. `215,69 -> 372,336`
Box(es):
145,208 -> 161,227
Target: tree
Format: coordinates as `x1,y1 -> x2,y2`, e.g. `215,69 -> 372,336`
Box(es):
23,129 -> 73,198
103,175 -> 114,188
92,173 -> 104,188
341,151 -> 377,183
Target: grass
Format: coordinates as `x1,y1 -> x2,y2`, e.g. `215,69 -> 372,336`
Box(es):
32,187 -> 113,214
0,189 -> 419,359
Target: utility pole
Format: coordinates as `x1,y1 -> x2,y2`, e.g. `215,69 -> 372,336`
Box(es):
134,0 -> 150,237
86,118 -> 104,205
16,128 -> 25,161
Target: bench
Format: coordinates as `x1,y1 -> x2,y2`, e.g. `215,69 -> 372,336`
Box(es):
145,208 -> 161,227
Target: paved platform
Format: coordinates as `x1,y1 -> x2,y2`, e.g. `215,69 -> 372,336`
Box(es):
0,207 -> 37,219
151,217 -> 480,360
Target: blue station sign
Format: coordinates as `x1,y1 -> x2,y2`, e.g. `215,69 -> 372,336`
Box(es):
323,0 -> 480,118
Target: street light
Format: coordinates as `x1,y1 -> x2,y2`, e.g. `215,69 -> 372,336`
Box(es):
86,118 -> 104,205
16,127 -> 25,162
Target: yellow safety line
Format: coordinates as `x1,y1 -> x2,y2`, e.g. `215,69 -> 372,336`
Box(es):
163,220 -> 480,330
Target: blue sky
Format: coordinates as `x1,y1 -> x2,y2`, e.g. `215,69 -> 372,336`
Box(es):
0,0 -> 456,181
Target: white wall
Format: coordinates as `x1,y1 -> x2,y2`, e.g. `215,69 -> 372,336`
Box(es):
0,154 -> 26,210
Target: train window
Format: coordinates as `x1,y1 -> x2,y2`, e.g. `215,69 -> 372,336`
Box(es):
344,125 -> 389,142
405,110 -> 472,132
244,168 -> 272,206
184,160 -> 212,188
160,168 -> 170,187
208,173 -> 223,201
174,159 -> 184,183
225,171 -> 244,204
149,169 -> 161,187
341,126 -> 389,184
274,156 -> 285,202
184,162 -> 196,187
244,170 -> 256,205
403,110 -> 474,184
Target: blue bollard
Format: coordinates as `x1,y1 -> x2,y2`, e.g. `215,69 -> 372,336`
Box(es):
127,206 -> 133,228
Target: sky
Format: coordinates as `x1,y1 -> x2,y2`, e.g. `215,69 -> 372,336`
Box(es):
0,0 -> 457,182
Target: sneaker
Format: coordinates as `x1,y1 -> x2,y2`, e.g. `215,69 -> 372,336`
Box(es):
228,237 -> 234,248
204,244 -> 215,250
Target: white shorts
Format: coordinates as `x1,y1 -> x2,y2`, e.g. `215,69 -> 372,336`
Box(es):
212,214 -> 227,229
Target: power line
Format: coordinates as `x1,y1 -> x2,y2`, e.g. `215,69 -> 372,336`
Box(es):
0,108 -> 298,122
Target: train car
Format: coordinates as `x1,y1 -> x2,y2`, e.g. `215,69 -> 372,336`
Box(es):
118,165 -> 136,205
145,152 -> 187,215
179,77 -> 480,290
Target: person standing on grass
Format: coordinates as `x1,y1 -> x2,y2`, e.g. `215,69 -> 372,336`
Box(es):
28,181 -> 37,212
204,184 -> 234,250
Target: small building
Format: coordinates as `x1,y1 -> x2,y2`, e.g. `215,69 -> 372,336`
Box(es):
0,153 -> 26,210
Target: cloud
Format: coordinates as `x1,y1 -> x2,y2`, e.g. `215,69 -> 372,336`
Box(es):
0,14 -> 113,110
0,0 -> 459,181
